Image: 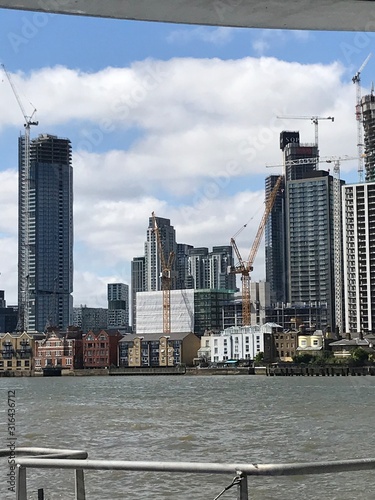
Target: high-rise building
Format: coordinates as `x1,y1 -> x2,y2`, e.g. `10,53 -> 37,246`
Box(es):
131,256 -> 145,331
286,170 -> 336,329
18,133 -> 73,332
342,182 -> 375,333
265,132 -> 336,331
187,246 -> 236,291
107,283 -> 129,329
284,142 -> 318,181
209,246 -> 237,291
176,243 -> 193,289
144,215 -> 177,291
266,133 -> 318,306
72,305 -> 107,333
265,174 -> 286,304
361,93 -> 375,182
187,247 -> 210,289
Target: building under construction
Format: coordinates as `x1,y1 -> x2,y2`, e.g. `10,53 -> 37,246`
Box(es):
361,93 -> 375,182
265,132 -> 339,332
18,134 -> 73,332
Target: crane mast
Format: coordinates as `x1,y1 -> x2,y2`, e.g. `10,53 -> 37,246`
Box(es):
352,53 -> 371,183
2,64 -> 38,332
152,212 -> 175,335
230,175 -> 283,326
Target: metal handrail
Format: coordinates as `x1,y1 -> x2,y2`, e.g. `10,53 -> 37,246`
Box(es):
15,456 -> 375,475
9,448 -> 375,500
0,447 -> 87,459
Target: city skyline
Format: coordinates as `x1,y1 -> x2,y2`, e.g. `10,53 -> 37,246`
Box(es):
0,10 -> 374,307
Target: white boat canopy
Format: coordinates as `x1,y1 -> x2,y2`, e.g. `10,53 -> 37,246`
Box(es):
0,0 -> 374,31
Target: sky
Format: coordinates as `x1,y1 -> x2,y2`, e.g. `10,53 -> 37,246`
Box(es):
0,8 -> 375,308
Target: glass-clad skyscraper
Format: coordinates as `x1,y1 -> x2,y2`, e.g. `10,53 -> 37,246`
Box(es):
18,133 -> 73,332
286,171 -> 336,329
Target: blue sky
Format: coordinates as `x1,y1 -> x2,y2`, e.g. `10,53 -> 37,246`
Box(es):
0,7 -> 374,308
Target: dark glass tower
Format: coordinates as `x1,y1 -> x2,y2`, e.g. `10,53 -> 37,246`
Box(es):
265,174 -> 286,304
18,134 -> 73,331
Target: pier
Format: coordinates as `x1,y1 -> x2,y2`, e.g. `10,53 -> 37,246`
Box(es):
265,365 -> 375,376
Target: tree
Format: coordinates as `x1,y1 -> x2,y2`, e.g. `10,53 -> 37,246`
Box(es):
293,353 -> 313,364
349,347 -> 368,366
254,352 -> 264,364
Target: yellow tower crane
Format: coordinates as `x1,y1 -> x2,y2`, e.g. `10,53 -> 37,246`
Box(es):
230,175 -> 283,326
151,212 -> 175,335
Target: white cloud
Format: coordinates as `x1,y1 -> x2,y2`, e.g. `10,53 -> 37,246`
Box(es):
0,56 -> 361,308
166,26 -> 234,45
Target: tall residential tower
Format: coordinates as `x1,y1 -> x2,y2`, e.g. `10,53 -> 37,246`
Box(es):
18,133 -> 73,332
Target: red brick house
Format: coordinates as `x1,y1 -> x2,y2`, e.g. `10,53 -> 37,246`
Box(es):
83,329 -> 122,368
34,328 -> 83,372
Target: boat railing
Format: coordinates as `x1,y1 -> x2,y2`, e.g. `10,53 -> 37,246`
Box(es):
4,447 -> 375,500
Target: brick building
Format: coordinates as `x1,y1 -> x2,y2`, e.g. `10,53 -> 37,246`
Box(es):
83,329 -> 122,368
34,328 -> 83,372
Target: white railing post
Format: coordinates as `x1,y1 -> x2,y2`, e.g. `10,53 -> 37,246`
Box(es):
75,468 -> 86,500
16,464 -> 27,500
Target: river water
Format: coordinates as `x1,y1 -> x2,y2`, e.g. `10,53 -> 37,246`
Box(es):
0,374 -> 374,499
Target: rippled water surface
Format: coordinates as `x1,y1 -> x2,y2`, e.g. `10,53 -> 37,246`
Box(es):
1,375 -> 374,499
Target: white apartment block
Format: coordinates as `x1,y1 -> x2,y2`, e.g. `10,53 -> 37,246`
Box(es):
342,182 -> 375,333
200,325 -> 265,362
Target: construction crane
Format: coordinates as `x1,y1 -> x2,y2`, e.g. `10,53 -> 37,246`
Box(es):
230,175 -> 283,326
151,212 -> 175,335
266,154 -> 359,170
2,64 -> 38,332
276,115 -> 334,151
352,53 -> 372,182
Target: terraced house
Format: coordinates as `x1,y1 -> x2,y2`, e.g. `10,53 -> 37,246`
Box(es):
83,329 -> 122,368
118,332 -> 200,367
34,329 -> 83,372
0,332 -> 34,374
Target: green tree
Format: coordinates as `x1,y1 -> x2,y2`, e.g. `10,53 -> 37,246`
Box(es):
254,352 -> 264,364
349,347 -> 368,366
293,353 -> 313,364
